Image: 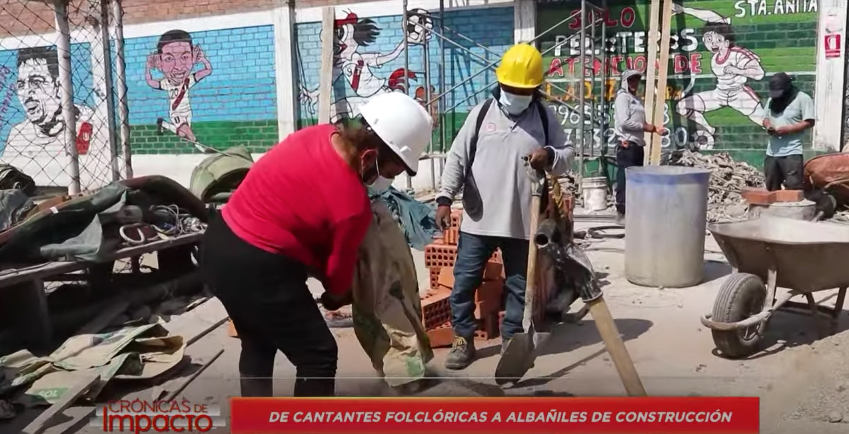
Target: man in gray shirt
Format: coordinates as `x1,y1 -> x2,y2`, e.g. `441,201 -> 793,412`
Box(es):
435,44 -> 575,370
761,72 -> 814,191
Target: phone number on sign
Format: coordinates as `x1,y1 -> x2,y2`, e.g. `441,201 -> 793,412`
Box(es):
550,103 -> 691,151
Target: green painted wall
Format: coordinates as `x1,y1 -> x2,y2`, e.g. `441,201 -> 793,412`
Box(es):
537,0 -> 819,162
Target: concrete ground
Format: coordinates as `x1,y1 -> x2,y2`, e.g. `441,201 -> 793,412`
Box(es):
9,220 -> 849,434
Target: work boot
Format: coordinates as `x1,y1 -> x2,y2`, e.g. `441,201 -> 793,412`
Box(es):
445,335 -> 476,370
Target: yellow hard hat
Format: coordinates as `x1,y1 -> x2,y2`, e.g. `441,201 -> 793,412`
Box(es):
495,44 -> 544,89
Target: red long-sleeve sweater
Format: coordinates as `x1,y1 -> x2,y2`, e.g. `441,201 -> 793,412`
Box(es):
222,124 -> 372,295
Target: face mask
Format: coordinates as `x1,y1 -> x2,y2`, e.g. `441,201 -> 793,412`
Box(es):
499,90 -> 533,116
365,157 -> 394,192
368,176 -> 393,193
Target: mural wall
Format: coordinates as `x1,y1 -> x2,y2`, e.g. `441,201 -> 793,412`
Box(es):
0,42 -> 106,187
538,0 -> 819,166
0,0 -> 827,188
295,5 -> 516,150
123,25 -> 278,155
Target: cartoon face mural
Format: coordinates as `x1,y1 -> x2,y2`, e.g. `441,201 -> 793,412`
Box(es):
3,45 -> 94,160
145,29 -> 213,148
299,9 -> 434,123
539,0 -> 817,160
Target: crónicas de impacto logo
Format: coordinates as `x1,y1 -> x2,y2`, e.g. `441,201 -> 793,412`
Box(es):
90,399 -> 226,433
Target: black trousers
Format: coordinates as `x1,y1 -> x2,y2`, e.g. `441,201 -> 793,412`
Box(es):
764,155 -> 804,191
200,215 -> 337,397
615,142 -> 644,215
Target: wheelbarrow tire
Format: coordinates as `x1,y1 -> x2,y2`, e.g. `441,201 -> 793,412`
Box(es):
711,273 -> 767,359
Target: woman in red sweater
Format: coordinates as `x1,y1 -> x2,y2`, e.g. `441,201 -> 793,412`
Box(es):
200,93 -> 432,397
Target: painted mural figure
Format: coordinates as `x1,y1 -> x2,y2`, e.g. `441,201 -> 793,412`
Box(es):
672,6 -> 766,149
146,30 -> 213,144
2,46 -> 94,160
300,10 -> 433,122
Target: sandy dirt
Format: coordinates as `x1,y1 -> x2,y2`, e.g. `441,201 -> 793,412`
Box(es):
6,221 -> 849,434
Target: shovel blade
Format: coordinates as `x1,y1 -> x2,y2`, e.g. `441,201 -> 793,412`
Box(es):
494,330 -> 551,386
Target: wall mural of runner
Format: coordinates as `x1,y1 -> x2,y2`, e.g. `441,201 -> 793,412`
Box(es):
538,0 -> 818,162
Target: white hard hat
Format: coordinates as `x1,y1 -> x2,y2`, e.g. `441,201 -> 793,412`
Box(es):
360,92 -> 433,176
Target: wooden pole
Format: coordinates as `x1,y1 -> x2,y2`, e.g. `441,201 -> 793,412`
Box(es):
641,0 -> 661,166
649,0 -> 674,165
318,7 -> 335,123
587,299 -> 647,396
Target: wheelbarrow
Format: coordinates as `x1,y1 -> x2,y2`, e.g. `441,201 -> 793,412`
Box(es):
702,217 -> 849,359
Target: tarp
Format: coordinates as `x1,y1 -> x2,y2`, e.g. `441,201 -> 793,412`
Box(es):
368,186 -> 438,251
804,153 -> 849,205
190,146 -> 253,203
0,324 -> 185,407
351,200 -> 433,388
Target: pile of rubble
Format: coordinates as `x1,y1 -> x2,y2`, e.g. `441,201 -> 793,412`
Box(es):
670,150 -> 765,222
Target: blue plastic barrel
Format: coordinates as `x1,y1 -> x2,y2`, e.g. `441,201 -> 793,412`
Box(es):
624,166 -> 711,288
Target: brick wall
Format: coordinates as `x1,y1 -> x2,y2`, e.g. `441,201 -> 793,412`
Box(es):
537,0 -> 820,167
295,5 -> 515,152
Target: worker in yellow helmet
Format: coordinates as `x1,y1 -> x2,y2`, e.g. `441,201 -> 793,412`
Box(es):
435,43 -> 575,370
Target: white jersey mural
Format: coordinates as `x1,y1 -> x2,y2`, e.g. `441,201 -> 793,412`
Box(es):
300,9 -> 434,123
145,29 -> 214,146
672,5 -> 766,149
2,46 -> 95,162
0,45 -> 99,188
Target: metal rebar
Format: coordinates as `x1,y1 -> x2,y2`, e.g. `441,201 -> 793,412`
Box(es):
600,0 -> 608,158
438,0 -> 446,178
100,0 -> 120,182
578,0 -> 587,189
402,0 -> 412,191
590,4 -> 597,160
424,34 -> 435,191
427,20 -> 600,108
540,18 -> 604,56
112,0 -> 132,179
525,9 -> 581,45
53,0 -> 81,194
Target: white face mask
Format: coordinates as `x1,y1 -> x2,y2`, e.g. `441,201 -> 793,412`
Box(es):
499,90 -> 533,116
366,158 -> 394,193
368,176 -> 393,193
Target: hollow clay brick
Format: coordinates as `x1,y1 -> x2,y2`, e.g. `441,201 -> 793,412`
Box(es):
773,189 -> 804,203
741,187 -> 775,205
424,244 -> 458,268
426,322 -> 454,348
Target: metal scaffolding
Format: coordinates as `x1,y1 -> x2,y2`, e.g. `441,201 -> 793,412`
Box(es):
401,0 -> 608,194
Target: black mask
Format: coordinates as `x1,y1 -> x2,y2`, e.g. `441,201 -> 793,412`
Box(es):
768,72 -> 796,113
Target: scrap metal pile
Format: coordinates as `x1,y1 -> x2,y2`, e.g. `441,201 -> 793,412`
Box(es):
669,150 -> 764,222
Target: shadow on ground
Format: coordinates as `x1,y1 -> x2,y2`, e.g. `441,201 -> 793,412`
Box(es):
704,260 -> 732,283
469,318 -> 652,389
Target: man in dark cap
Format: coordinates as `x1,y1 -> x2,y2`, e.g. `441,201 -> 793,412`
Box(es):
761,72 -> 814,191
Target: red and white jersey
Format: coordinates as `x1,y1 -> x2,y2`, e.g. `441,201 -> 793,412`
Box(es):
160,75 -> 197,118
340,53 -> 384,98
710,47 -> 761,91
3,105 -> 95,159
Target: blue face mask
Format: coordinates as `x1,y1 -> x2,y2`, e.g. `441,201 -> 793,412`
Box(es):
499,90 -> 533,116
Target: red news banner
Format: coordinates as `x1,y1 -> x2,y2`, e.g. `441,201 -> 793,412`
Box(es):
230,397 -> 759,434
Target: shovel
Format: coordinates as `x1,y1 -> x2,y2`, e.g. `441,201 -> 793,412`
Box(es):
495,159 -> 549,385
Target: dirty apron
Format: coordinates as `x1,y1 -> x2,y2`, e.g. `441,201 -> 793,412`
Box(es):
351,200 -> 434,387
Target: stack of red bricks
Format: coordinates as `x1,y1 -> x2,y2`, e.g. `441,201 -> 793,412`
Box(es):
421,209 -> 506,348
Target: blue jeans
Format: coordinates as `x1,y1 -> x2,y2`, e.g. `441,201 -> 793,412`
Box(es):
450,231 -> 529,341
